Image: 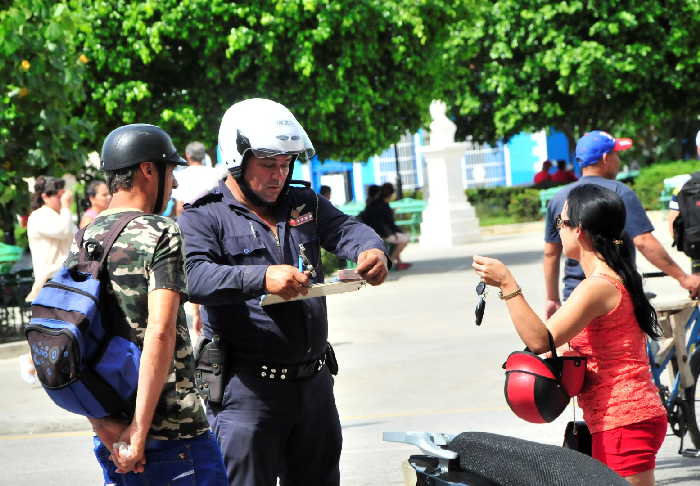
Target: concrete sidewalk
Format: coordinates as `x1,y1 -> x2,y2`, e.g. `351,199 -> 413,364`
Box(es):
0,208 -> 678,437
1,215 -> 699,485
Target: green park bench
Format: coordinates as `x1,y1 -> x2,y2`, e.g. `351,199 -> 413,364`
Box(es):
337,197 -> 427,242
336,200 -> 364,217
0,242 -> 24,274
390,197 -> 427,242
337,197 -> 427,269
659,174 -> 694,210
539,186 -> 561,216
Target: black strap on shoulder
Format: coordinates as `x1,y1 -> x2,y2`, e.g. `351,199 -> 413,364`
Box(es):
77,211 -> 147,277
523,330 -> 560,374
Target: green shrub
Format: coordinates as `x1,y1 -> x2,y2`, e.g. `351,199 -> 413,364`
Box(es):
509,189 -> 541,222
0,224 -> 28,250
466,186 -> 541,224
14,225 -> 27,250
634,160 -> 700,209
403,189 -> 424,200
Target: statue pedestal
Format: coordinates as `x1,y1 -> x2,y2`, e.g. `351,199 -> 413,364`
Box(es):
419,143 -> 481,247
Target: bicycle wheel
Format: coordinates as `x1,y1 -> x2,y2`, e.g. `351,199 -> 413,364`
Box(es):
687,350 -> 700,449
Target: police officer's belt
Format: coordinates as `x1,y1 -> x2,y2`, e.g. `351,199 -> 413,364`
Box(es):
232,355 -> 327,382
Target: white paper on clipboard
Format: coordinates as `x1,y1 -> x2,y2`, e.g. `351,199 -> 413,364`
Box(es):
260,280 -> 366,306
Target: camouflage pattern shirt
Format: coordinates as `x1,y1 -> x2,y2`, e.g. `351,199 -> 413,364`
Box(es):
65,208 -> 209,440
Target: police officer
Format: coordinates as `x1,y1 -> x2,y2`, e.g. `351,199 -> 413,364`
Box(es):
178,99 -> 389,486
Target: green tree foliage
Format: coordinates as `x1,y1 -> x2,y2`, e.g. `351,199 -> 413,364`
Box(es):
443,0 -> 700,161
0,0 -> 94,243
80,0 -> 459,160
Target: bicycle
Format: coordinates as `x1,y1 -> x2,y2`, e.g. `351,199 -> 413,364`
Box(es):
643,271 -> 700,457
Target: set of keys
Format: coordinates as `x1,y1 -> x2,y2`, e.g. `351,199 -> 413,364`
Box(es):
298,243 -> 317,279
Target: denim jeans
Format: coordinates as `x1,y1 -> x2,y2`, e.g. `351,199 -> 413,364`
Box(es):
93,431 -> 227,485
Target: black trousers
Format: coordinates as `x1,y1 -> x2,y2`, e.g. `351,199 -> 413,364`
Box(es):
207,367 -> 342,486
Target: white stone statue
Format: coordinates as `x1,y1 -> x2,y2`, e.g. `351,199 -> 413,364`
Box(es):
428,100 -> 457,147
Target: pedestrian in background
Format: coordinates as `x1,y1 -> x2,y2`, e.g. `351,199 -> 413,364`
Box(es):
533,160 -> 553,187
474,184 -> 666,486
26,175 -> 74,301
543,130 -> 700,318
359,182 -> 411,270
172,141 -> 226,218
551,159 -> 577,185
79,179 -> 111,228
320,184 -> 331,200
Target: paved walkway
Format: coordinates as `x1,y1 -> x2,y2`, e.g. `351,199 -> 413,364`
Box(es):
1,212 -> 699,485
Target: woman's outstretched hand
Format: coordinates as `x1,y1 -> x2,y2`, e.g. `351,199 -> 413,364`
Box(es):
472,255 -> 515,289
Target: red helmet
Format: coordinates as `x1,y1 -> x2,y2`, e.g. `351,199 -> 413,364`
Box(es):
503,332 -> 586,423
560,355 -> 586,397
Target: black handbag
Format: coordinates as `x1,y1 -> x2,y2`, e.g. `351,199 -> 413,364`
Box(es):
563,420 -> 592,456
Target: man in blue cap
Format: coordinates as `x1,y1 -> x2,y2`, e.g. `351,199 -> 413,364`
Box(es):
543,130 -> 700,318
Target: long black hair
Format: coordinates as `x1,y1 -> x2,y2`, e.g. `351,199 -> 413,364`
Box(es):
566,184 -> 661,339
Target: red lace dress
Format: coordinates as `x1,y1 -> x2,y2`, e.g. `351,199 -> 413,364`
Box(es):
568,274 -> 666,433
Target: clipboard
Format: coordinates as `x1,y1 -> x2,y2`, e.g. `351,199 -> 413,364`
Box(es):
260,280 -> 366,306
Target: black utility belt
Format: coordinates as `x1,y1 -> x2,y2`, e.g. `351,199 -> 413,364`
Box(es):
195,338 -> 339,405
233,356 -> 327,382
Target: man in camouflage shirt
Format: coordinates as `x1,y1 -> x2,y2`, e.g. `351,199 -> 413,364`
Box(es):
70,124 -> 227,485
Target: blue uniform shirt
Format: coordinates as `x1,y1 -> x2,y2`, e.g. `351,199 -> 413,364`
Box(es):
544,176 -> 654,298
179,180 -> 385,363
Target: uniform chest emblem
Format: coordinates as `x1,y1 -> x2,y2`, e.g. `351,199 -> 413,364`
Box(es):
289,212 -> 313,227
289,204 -> 313,226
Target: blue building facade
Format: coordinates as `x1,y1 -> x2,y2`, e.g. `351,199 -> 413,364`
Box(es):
295,128 -> 574,204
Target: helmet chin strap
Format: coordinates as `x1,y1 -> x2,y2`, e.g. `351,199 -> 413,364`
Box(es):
152,164 -> 166,214
231,154 -> 297,208
238,177 -> 278,208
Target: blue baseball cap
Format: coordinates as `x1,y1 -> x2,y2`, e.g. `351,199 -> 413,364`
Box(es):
575,130 -> 633,168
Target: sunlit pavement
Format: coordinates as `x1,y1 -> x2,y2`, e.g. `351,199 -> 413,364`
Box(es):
1,216 -> 699,485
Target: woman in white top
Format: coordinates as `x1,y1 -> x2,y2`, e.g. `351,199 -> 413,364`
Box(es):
26,176 -> 75,301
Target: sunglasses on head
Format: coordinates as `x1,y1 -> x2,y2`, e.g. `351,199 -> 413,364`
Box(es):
475,281 -> 487,326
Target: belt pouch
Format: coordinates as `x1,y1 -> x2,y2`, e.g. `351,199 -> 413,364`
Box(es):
325,342 -> 339,376
194,335 -> 227,406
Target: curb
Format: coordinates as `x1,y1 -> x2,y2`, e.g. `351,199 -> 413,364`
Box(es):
480,220 -> 544,236
477,210 -> 666,237
0,340 -> 28,360
0,417 -> 90,436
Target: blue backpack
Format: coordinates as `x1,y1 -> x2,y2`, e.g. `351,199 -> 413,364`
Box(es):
26,212 -> 143,419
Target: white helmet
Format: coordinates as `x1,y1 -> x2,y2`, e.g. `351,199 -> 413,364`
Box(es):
218,98 -> 315,176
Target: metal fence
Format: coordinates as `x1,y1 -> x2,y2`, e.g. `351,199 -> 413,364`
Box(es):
0,270 -> 32,343
462,142 -> 507,188
375,132 -> 421,193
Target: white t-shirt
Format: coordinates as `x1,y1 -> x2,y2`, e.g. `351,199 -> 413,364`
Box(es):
696,129 -> 700,147
172,165 -> 227,205
26,205 -> 75,301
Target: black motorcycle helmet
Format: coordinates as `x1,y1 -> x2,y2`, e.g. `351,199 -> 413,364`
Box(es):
101,124 -> 187,214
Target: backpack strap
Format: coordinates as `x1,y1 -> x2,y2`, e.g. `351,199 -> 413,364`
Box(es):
77,211 -> 147,278
97,212 -> 145,265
